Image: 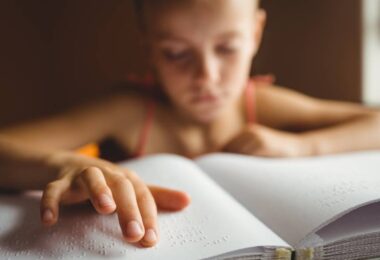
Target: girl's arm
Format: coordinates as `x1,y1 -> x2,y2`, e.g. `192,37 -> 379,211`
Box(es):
0,93 -> 144,150
224,85 -> 380,157
0,136 -> 59,190
256,85 -> 380,155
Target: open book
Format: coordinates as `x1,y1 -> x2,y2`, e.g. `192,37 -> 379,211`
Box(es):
1,151 -> 380,260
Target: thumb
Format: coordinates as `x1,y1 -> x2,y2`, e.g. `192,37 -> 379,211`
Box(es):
148,185 -> 191,211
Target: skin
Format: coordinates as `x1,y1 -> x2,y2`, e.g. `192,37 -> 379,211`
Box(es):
1,0 -> 380,248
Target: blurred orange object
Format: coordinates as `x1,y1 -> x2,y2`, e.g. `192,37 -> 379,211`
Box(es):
76,143 -> 100,158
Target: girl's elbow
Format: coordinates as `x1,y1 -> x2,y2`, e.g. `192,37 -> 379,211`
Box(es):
363,110 -> 380,126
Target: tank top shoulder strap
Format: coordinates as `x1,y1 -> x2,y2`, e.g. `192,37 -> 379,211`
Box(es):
245,74 -> 275,124
245,79 -> 256,124
133,100 -> 156,158
125,73 -> 157,158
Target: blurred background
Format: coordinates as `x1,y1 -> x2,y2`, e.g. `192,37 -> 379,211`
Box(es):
0,0 -> 379,127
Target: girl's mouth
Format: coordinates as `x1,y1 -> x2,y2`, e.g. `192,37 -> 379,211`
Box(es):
191,94 -> 219,104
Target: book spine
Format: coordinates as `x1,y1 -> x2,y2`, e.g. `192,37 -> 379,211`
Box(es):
275,248 -> 293,260
295,248 -> 314,260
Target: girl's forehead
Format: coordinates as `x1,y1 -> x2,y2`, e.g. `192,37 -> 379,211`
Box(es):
145,0 -> 256,41
142,0 -> 257,14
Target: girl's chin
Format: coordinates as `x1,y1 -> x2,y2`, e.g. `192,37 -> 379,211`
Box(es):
176,101 -> 225,124
189,109 -> 222,124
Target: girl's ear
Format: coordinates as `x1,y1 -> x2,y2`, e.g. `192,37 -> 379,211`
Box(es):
251,9 -> 267,56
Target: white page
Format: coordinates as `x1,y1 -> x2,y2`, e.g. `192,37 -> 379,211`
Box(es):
0,154 -> 289,260
195,151 -> 380,247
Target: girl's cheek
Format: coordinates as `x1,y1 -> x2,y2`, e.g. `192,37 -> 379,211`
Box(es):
157,65 -> 191,91
220,59 -> 243,80
161,66 -> 195,90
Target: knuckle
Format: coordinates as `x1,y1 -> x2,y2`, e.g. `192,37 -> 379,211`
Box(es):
127,203 -> 140,214
124,169 -> 140,181
126,169 -> 138,178
44,180 -> 62,192
90,183 -> 109,195
85,166 -> 98,171
108,174 -> 131,188
42,198 -> 54,206
138,192 -> 154,204
81,166 -> 101,179
41,195 -> 57,208
104,165 -> 117,173
142,217 -> 157,228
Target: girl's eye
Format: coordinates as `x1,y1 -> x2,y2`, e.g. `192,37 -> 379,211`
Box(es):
216,45 -> 237,55
162,49 -> 190,62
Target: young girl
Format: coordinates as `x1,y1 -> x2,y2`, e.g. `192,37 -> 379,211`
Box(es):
1,0 -> 380,248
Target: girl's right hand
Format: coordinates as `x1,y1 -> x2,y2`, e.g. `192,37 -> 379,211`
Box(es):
40,151 -> 191,247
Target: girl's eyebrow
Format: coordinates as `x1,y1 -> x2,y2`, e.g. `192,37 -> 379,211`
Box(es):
216,31 -> 243,40
155,32 -> 190,43
155,30 -> 243,41
154,30 -> 244,43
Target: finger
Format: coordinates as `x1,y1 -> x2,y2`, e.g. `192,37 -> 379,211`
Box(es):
107,173 -> 144,243
251,148 -> 273,157
149,185 -> 191,211
127,172 -> 158,247
80,167 -> 116,214
224,134 -> 249,153
223,136 -> 243,153
40,179 -> 70,227
240,140 -> 260,155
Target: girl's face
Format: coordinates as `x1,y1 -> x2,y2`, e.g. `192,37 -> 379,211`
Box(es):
145,0 -> 265,123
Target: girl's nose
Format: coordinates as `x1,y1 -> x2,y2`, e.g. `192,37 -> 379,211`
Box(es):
194,53 -> 220,86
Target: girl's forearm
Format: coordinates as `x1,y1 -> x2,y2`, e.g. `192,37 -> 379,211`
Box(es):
300,113 -> 380,156
0,136 -> 59,190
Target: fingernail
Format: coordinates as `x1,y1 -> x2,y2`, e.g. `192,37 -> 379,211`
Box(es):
42,209 -> 53,222
126,220 -> 143,238
143,229 -> 157,244
98,194 -> 114,208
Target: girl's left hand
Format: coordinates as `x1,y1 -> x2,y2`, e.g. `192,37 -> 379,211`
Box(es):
222,124 -> 307,157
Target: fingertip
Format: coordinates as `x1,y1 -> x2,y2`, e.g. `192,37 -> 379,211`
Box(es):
150,186 -> 191,211
100,205 -> 117,214
122,220 -> 145,243
171,191 -> 191,211
41,208 -> 56,227
178,192 -> 191,209
162,190 -> 191,211
140,229 -> 158,248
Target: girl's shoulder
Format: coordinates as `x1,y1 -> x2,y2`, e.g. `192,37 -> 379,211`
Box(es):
100,80 -> 172,130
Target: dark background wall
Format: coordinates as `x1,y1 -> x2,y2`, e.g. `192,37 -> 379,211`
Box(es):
256,0 -> 362,102
0,0 -> 362,127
